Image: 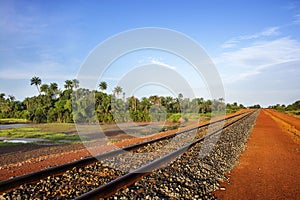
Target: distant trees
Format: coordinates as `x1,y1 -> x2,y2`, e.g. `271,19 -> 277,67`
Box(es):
269,100 -> 300,115
1,76 -> 265,123
248,104 -> 261,109
226,102 -> 245,113
0,93 -> 24,119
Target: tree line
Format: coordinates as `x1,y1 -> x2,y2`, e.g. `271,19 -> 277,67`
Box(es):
0,76 -> 245,123
269,101 -> 300,115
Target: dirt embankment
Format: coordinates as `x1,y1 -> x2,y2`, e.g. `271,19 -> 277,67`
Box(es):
215,109 -> 300,199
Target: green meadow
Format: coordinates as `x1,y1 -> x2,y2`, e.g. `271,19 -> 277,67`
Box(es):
0,123 -> 81,144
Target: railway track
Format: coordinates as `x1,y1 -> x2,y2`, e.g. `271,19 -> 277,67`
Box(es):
0,110 -> 258,199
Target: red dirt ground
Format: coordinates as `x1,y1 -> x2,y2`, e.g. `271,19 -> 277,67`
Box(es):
215,109 -> 300,199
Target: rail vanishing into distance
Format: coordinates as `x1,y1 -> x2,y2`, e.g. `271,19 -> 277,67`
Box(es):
0,109 -> 258,199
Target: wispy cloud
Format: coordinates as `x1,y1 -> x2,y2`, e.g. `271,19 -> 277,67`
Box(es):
138,56 -> 177,70
149,59 -> 177,70
292,14 -> 300,24
222,27 -> 280,49
216,37 -> 300,83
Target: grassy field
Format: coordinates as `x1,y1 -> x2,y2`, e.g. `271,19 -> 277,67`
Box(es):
0,123 -> 81,144
34,123 -> 77,133
0,111 -> 229,146
0,118 -> 29,124
0,141 -> 24,147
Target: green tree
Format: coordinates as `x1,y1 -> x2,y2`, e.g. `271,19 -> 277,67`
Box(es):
40,84 -> 49,95
49,82 -> 59,98
72,79 -> 80,89
0,93 -> 5,100
113,86 -> 122,97
8,95 -> 15,102
149,95 -> 161,105
99,81 -> 107,92
30,76 -> 42,95
64,80 -> 73,90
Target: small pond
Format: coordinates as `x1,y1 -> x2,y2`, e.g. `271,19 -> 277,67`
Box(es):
1,137 -> 51,144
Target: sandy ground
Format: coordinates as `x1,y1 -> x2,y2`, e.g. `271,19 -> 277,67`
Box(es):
215,109 -> 300,199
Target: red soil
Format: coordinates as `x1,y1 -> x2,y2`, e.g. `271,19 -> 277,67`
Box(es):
215,109 -> 300,199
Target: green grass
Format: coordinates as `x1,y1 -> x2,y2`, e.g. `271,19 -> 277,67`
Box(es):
35,123 -> 76,133
0,118 -> 29,124
0,125 -> 81,142
0,141 -> 25,146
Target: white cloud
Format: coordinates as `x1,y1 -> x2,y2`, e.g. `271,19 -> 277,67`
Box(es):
138,56 -> 177,70
221,39 -> 238,49
216,37 -> 300,83
222,27 -> 280,49
149,59 -> 177,70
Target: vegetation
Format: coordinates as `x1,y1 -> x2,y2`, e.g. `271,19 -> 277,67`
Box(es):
0,126 -> 80,142
248,104 -> 261,109
269,100 -> 300,116
0,141 -> 24,147
0,77 -> 250,124
0,118 -> 29,124
30,76 -> 42,95
99,81 -> 107,91
226,102 -> 245,113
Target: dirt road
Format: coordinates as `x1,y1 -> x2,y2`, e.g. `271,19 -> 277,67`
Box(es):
215,109 -> 300,199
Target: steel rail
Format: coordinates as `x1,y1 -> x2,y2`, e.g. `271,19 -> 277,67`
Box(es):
75,110 -> 257,199
0,110 -> 251,193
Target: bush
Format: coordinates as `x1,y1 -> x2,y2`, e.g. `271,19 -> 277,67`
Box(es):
168,113 -> 181,123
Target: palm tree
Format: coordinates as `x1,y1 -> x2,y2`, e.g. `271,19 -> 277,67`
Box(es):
50,82 -> 58,92
30,76 -> 42,94
178,93 -> 183,101
99,81 -> 107,92
113,86 -> 122,97
139,97 -> 151,112
165,96 -> 173,112
8,95 -> 15,102
129,96 -> 138,111
40,84 -> 49,95
50,82 -> 59,98
72,79 -> 79,89
0,93 -> 5,100
64,80 -> 73,90
149,95 -> 161,105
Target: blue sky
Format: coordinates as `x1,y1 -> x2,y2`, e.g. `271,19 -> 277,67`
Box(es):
0,0 -> 300,107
